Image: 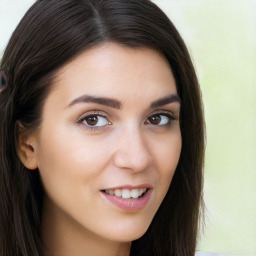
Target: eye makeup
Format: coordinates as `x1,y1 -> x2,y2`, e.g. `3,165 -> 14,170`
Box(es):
76,110 -> 111,131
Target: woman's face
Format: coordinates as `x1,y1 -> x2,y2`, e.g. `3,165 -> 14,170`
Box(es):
31,43 -> 181,243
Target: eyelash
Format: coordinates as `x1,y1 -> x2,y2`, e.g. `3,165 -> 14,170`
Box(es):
77,111 -> 176,131
145,112 -> 176,127
77,111 -> 111,131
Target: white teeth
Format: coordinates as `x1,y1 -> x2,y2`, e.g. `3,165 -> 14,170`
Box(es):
122,189 -> 131,199
140,188 -> 147,194
114,189 -> 122,197
130,189 -> 139,199
105,188 -> 147,199
108,189 -> 114,195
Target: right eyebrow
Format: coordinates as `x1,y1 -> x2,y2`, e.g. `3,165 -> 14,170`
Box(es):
67,95 -> 122,109
150,94 -> 181,108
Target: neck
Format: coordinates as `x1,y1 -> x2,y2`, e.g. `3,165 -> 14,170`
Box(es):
41,198 -> 131,256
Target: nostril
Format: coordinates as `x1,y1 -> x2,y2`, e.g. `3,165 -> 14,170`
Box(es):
113,147 -> 152,172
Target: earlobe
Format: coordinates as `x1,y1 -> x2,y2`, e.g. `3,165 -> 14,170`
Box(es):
15,122 -> 38,170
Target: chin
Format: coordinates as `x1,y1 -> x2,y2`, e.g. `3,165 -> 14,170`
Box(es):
105,221 -> 151,243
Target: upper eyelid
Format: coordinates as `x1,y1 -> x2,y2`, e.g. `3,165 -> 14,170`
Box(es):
149,109 -> 178,118
77,113 -> 111,129
76,113 -> 111,129
150,110 -> 174,114
77,110 -> 109,120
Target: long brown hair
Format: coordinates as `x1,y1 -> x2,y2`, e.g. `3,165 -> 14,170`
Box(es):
0,0 -> 205,255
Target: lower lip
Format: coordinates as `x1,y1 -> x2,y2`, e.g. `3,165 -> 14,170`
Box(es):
101,190 -> 152,210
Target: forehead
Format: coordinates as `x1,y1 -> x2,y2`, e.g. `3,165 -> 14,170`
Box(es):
49,43 -> 177,104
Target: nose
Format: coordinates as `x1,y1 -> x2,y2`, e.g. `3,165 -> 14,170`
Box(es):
113,126 -> 152,172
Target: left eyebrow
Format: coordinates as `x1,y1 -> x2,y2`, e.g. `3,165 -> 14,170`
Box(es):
150,94 -> 181,108
68,95 -> 122,109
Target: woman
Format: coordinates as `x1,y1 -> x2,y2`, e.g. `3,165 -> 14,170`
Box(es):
0,0 -> 205,255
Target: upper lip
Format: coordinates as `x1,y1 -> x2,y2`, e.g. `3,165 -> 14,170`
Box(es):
101,184 -> 153,190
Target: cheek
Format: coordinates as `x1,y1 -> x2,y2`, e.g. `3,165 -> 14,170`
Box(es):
155,132 -> 181,168
37,124 -> 103,168
35,128 -> 110,221
152,133 -> 182,192
35,125 -> 112,194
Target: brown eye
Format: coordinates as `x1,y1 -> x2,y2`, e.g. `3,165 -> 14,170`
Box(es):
147,114 -> 172,126
81,115 -> 109,127
148,115 -> 161,125
85,116 -> 98,126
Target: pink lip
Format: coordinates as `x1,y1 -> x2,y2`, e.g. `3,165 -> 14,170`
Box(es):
101,188 -> 152,211
102,184 -> 153,190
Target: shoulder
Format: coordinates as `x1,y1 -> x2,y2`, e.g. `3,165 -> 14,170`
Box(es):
195,251 -> 231,256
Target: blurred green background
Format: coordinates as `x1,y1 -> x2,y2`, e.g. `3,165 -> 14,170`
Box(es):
154,1 -> 256,255
1,1 -> 255,255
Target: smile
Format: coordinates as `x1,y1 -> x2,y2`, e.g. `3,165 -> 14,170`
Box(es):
104,188 -> 147,199
101,186 -> 152,210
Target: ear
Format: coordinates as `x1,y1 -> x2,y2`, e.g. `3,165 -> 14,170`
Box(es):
15,122 -> 38,170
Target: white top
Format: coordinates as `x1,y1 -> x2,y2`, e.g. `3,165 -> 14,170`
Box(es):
195,252 -> 231,256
